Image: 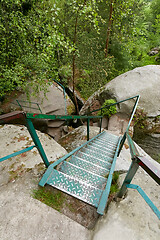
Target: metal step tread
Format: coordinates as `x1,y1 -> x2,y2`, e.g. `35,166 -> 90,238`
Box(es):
88,142 -> 115,154
69,156 -> 109,176
77,151 -> 113,164
81,148 -> 114,162
95,138 -> 118,148
91,142 -> 116,153
75,152 -> 112,169
59,161 -> 107,189
97,137 -> 118,145
100,131 -> 119,139
97,133 -> 119,141
47,169 -> 103,207
84,145 -> 114,158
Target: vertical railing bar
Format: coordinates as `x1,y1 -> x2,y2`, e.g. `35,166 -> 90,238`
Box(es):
99,109 -> 102,133
87,118 -> 90,141
25,118 -> 50,167
16,100 -> 23,110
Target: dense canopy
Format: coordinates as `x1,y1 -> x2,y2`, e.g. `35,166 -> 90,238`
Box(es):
0,0 -> 160,99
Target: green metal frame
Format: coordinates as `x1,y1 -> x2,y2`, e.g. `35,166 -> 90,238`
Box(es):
16,100 -> 42,113
26,113 -> 102,142
4,95 -> 159,217
126,184 -> 160,219
97,137 -> 122,215
25,118 -> 50,167
0,145 -> 35,163
39,131 -> 105,187
117,131 -> 160,220
88,95 -> 140,155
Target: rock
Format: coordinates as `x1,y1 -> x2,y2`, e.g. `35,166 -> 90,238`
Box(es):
148,47 -> 160,56
108,113 -> 134,136
101,117 -> 108,128
0,124 -> 67,186
58,125 -> 102,152
80,65 -> 160,118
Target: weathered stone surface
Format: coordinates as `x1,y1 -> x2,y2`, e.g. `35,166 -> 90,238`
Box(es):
0,125 -> 160,240
0,124 -> 67,185
108,113 -> 134,136
81,65 -> 160,117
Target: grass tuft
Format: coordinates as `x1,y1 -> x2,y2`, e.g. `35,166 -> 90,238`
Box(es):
32,187 -> 65,212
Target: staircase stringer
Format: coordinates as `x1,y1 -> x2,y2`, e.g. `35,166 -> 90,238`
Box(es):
39,131 -> 105,187
97,136 -> 122,215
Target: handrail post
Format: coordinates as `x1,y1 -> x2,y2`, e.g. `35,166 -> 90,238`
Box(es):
25,118 -> 50,167
87,118 -> 90,141
117,158 -> 139,198
99,110 -> 102,133
37,103 -> 42,113
16,100 -> 23,110
118,132 -> 126,156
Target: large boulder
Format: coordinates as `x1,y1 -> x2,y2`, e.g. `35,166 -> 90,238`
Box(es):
80,65 -> 160,118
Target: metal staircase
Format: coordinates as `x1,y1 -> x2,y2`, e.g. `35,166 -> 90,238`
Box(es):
39,130 -> 121,214
1,95 -> 159,219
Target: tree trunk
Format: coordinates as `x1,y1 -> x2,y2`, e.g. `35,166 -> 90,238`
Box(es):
72,0 -> 87,114
105,0 -> 113,58
72,14 -> 80,115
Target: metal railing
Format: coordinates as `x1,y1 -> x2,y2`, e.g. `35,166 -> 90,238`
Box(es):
0,95 -> 140,168
1,95 -> 159,219
15,100 -> 42,113
117,132 -> 160,220
12,79 -> 67,115
0,111 -> 102,167
88,95 -> 140,154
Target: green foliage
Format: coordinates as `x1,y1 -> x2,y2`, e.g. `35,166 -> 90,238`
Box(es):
133,108 -> 147,129
0,0 -> 71,97
32,187 -> 65,212
0,0 -> 159,100
110,172 -> 120,194
99,99 -> 117,118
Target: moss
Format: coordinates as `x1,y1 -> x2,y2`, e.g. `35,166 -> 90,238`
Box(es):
109,172 -> 120,195
32,187 -> 65,212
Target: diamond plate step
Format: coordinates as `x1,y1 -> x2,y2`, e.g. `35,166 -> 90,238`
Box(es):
97,137 -> 118,145
91,141 -> 116,152
98,132 -> 119,142
59,161 -> 107,189
89,142 -> 115,154
47,169 -> 103,207
76,151 -> 112,168
86,145 -> 114,158
95,138 -> 118,148
69,156 -> 109,176
81,147 -> 113,162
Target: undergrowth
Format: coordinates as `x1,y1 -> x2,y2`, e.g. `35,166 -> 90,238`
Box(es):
110,172 -> 120,195
32,187 -> 65,212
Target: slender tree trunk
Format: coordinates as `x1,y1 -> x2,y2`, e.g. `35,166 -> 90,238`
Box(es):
72,15 -> 79,114
72,0 -> 87,114
105,0 -> 113,58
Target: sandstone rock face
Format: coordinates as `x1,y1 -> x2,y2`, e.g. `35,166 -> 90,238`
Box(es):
81,65 -> 160,117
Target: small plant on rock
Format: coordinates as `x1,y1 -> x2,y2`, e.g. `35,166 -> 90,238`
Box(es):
98,99 -> 117,118
133,108 -> 147,129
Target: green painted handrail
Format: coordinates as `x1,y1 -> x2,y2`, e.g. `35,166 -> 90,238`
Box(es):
126,132 -> 139,158
16,100 -> 42,113
26,113 -> 102,120
89,95 -> 140,115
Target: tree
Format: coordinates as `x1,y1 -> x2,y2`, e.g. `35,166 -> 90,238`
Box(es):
0,0 -> 70,97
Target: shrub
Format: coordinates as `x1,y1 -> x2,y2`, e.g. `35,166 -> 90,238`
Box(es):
99,99 -> 117,118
